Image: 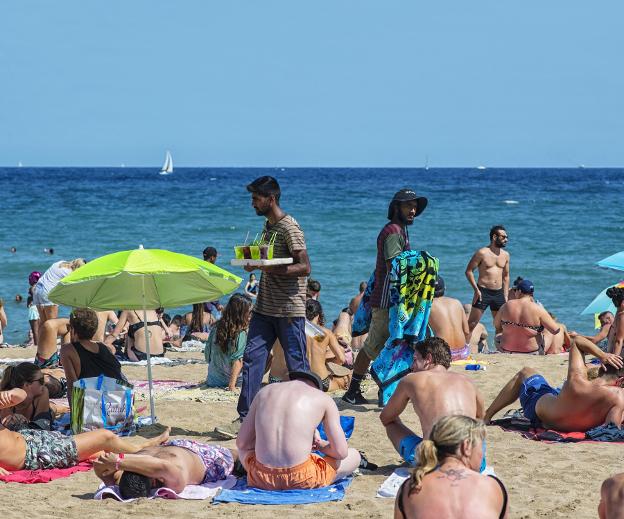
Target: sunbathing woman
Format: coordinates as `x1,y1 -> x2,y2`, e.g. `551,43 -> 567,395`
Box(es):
0,386 -> 170,474
0,363 -> 53,430
106,309 -> 165,362
205,294 -> 253,391
395,415 -> 508,519
493,279 -> 560,354
183,303 -> 215,342
34,317 -> 70,368
606,287 -> 624,356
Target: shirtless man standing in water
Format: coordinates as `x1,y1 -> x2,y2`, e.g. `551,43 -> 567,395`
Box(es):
465,225 -> 510,333
237,371 -> 360,490
380,338 -> 485,467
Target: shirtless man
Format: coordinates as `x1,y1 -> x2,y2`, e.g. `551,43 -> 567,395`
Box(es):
94,438 -> 234,498
237,371 -> 360,490
348,281 -> 367,315
34,317 -> 70,368
599,473 -> 624,519
570,311 -> 613,352
465,225 -> 510,333
484,334 -> 624,430
0,387 -> 170,475
380,337 -> 485,467
464,304 -> 489,353
94,310 -> 119,342
428,277 -> 471,360
606,287 -> 624,356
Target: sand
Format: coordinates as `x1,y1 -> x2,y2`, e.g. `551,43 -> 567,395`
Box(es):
0,345 -> 621,518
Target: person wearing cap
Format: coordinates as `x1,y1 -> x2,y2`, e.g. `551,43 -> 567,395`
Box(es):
428,277 -> 471,360
342,188 -> 427,405
465,225 -> 510,333
236,370 -> 361,490
493,279 -> 560,354
201,247 -> 224,318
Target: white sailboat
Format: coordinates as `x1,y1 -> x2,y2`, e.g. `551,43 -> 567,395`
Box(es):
17,161 -> 23,168
159,151 -> 173,175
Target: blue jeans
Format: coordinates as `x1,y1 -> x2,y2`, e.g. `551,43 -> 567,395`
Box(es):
237,312 -> 309,418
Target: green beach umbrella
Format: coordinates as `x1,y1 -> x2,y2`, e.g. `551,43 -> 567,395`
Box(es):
49,246 -> 242,423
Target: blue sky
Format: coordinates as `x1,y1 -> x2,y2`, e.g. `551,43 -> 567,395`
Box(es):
2,1 -> 623,167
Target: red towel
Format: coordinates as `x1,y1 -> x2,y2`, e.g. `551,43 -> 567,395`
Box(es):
0,462 -> 92,484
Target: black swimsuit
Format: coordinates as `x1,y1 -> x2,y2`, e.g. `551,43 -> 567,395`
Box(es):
397,475 -> 508,519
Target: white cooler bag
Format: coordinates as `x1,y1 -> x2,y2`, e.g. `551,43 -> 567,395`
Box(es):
71,375 -> 135,434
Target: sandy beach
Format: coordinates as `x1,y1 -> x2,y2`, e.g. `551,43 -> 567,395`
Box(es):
0,346 -> 620,518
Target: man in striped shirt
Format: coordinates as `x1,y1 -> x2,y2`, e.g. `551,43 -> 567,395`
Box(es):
342,188 -> 428,405
216,176 -> 312,439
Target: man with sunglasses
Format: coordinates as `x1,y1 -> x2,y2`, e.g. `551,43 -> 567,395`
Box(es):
465,225 -> 510,333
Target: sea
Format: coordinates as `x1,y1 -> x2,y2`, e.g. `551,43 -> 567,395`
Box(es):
0,167 -> 623,345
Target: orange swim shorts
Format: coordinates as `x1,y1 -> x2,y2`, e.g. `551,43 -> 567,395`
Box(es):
245,453 -> 337,490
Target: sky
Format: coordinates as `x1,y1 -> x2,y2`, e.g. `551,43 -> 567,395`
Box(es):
1,1 -> 623,167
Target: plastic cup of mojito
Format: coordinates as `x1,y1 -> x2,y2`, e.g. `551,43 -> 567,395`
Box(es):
250,245 -> 261,260
234,246 -> 244,259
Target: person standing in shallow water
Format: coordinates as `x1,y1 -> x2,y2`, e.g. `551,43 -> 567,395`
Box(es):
342,188 -> 428,406
215,176 -> 311,439
465,225 -> 510,333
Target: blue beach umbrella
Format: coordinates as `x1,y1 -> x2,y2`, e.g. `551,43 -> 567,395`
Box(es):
581,281 -> 624,316
597,251 -> 624,271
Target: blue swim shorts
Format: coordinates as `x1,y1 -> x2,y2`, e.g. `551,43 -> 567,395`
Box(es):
519,374 -> 560,425
399,434 -> 487,472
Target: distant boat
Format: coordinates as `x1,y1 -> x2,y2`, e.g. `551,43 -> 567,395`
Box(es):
120,163 -> 125,168
424,155 -> 429,171
477,165 -> 486,170
17,161 -> 23,168
159,151 -> 173,175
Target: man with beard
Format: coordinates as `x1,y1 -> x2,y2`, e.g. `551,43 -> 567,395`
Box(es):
465,225 -> 510,333
216,176 -> 311,439
342,188 -> 428,405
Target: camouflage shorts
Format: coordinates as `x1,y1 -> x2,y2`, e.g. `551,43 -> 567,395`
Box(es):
21,429 -> 78,470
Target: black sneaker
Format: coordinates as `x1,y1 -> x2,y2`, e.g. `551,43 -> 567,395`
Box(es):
341,389 -> 369,405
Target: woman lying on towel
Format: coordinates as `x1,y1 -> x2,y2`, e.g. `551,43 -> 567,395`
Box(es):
395,415 -> 508,519
0,362 -> 54,430
494,279 -> 560,354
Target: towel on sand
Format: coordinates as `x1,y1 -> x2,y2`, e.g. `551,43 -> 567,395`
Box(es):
213,477 -> 353,505
0,462 -> 92,484
95,475 -> 237,501
493,414 -> 624,443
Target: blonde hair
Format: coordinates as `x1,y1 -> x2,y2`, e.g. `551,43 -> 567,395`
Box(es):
409,415 -> 486,495
60,258 -> 86,271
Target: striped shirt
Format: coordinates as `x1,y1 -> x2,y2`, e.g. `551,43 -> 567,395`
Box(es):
255,214 -> 307,318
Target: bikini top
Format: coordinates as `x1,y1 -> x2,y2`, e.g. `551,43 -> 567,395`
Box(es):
501,319 -> 544,333
397,474 -> 508,519
128,311 -> 162,339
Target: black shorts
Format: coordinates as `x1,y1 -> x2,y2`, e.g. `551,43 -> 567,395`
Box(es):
472,286 -> 506,311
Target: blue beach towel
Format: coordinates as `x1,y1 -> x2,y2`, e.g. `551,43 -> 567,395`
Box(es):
213,477 -> 353,505
317,415 -> 354,441
371,251 -> 439,406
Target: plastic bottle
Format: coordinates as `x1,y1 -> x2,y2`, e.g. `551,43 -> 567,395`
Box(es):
304,320 -> 326,341
465,364 -> 486,371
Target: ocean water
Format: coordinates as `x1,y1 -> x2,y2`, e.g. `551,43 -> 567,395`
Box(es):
1,167 -> 623,344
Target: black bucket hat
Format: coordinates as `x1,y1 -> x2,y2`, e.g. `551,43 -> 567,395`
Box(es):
289,371 -> 323,390
387,188 -> 428,219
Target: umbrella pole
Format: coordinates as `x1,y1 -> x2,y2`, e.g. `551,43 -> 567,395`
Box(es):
142,276 -> 156,424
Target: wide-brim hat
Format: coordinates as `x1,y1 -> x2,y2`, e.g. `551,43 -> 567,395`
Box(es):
289,370 -> 323,390
387,188 -> 428,219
